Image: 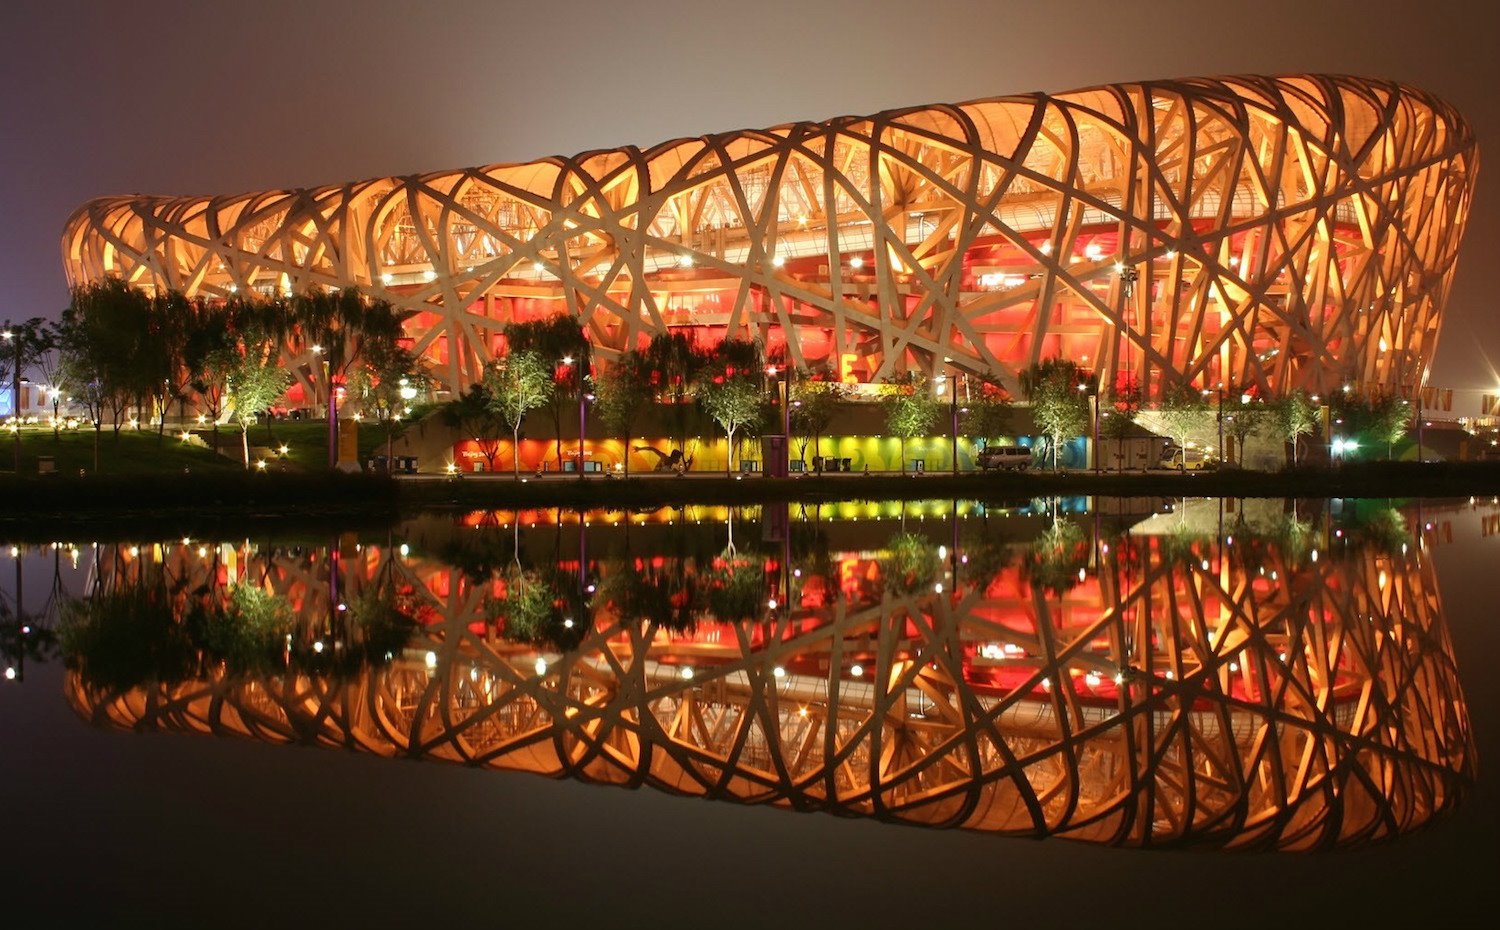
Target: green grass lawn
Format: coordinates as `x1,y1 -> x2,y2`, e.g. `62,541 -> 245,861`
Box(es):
0,425 -> 242,476
237,418 -> 400,470
0,418 -> 400,477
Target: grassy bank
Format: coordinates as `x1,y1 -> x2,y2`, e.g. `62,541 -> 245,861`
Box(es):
3,460 -> 1499,525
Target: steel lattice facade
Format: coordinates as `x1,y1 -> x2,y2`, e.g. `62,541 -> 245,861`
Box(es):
63,75 -> 1476,399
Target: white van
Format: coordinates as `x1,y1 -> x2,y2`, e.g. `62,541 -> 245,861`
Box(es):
978,446 -> 1033,472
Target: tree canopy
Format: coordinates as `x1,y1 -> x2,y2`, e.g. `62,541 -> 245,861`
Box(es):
1019,358 -> 1091,471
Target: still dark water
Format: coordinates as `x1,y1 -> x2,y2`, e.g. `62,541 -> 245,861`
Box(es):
2,497 -> 1495,927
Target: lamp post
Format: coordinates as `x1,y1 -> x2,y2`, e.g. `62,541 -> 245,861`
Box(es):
562,354 -> 590,478
1090,379 -> 1101,474
312,345 -> 336,469
767,364 -> 790,477
936,367 -> 959,476
1215,384 -> 1225,467
2,322 -> 17,473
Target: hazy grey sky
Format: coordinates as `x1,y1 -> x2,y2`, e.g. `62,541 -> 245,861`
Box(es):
2,0 -> 1495,387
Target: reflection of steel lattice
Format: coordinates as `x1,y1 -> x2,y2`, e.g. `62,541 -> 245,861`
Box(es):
62,76 -> 1475,398
69,525 -> 1470,850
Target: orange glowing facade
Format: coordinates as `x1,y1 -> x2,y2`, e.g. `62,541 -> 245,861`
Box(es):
63,75 -> 1475,400
66,502 -> 1471,849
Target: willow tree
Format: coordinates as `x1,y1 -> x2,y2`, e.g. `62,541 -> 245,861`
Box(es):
504,315 -> 591,470
642,331 -> 705,454
291,288 -> 404,467
483,350 -> 554,476
593,349 -> 651,477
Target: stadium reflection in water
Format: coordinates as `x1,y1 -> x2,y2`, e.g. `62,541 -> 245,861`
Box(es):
60,498 -> 1473,851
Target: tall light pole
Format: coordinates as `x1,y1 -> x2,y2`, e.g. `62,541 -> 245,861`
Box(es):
3,322 -> 17,474
1090,378 -> 1101,474
767,364 -> 791,477
312,345 -> 336,469
937,367 -> 959,476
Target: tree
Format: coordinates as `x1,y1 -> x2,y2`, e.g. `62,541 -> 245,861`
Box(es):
1156,382 -> 1213,468
642,331 -> 705,453
146,290 -> 194,443
2,317 -> 55,468
483,350 -> 555,476
439,384 -> 508,472
789,371 -> 849,465
1019,358 -> 1091,471
225,345 -> 291,468
184,299 -> 237,449
1370,393 -> 1412,460
347,339 -> 429,464
291,288 -> 405,467
960,378 -> 1014,449
593,349 -> 651,477
882,372 -> 939,473
1273,390 -> 1319,466
505,315 -> 590,470
1099,374 -> 1142,472
59,279 -> 155,439
1331,390 -> 1411,460
1222,390 -> 1269,467
699,338 -> 765,475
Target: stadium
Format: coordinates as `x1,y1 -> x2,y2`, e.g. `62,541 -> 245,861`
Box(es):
62,74 -> 1475,409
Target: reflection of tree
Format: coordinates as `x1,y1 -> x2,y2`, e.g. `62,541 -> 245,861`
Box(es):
191,584 -> 294,673
704,549 -> 766,622
60,584 -> 196,691
880,532 -> 940,596
1024,519 -> 1089,597
497,566 -> 584,651
601,558 -> 702,632
1337,504 -> 1410,558
1157,525 -> 1213,567
435,529 -> 518,586
1,596 -> 60,671
60,549 -> 414,691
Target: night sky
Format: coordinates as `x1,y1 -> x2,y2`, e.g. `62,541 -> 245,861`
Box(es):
1,0 -> 1496,391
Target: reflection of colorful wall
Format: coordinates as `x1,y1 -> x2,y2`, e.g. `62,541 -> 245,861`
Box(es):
63,76 -> 1475,405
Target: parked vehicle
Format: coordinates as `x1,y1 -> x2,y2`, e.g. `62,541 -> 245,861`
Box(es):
978,445 -> 1033,472
1159,445 -> 1216,471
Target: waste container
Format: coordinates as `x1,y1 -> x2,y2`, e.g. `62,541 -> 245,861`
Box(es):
37,455 -> 55,475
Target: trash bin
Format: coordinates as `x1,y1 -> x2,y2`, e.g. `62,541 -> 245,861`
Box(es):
912,459 -> 926,473
840,457 -> 852,472
37,455 -> 55,475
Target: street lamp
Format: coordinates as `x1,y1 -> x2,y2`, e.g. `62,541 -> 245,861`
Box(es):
936,368 -> 959,476
311,344 -> 337,468
2,322 -> 17,473
767,365 -> 790,477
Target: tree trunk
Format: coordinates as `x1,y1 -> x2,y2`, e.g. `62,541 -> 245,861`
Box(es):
512,424 -> 521,476
623,425 -> 631,478
241,425 -> 250,469
726,425 -> 734,476
93,422 -> 100,474
900,436 -> 906,474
